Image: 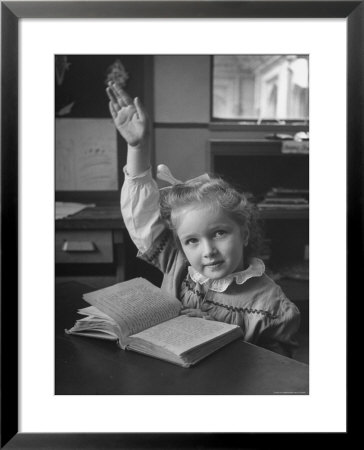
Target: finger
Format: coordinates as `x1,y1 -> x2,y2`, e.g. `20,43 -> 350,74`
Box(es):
106,86 -> 118,105
134,97 -> 146,121
108,101 -> 118,120
111,82 -> 133,106
107,88 -> 124,112
181,311 -> 200,317
107,82 -> 127,108
187,312 -> 203,318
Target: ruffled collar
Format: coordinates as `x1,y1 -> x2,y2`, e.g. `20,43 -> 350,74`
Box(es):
187,257 -> 265,293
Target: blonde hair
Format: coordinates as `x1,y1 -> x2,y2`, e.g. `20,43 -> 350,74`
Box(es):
160,177 -> 263,259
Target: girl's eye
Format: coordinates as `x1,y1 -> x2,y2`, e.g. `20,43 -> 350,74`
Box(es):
185,238 -> 198,246
214,230 -> 226,238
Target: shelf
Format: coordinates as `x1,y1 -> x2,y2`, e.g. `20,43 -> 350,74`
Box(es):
258,208 -> 308,220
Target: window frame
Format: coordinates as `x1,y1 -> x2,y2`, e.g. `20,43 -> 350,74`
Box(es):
209,55 -> 309,132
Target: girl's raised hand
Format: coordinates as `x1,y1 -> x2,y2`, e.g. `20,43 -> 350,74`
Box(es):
106,82 -> 149,147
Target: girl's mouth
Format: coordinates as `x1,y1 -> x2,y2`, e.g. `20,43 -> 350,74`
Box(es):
204,261 -> 224,269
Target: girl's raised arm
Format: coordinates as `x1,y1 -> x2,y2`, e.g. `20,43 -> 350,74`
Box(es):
106,82 -> 150,176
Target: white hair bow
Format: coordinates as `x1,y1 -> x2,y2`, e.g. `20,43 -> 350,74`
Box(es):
156,164 -> 210,186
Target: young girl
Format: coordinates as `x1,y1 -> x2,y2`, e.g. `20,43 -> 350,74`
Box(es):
106,82 -> 300,358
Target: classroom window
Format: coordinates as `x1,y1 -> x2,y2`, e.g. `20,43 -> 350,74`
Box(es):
212,55 -> 309,123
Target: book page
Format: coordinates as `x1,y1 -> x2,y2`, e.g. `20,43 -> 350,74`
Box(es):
77,306 -> 111,320
83,278 -> 181,338
131,315 -> 240,356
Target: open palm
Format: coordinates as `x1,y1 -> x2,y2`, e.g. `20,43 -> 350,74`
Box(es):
113,103 -> 146,146
106,83 -> 148,147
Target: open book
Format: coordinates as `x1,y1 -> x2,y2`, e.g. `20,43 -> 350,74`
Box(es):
65,277 -> 243,367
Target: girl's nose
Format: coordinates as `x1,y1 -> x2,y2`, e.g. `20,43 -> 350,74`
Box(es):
202,239 -> 217,258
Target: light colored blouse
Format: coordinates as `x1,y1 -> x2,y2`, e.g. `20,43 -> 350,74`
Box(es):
120,167 -> 301,357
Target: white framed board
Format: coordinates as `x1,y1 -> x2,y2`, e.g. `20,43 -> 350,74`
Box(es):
56,118 -> 118,191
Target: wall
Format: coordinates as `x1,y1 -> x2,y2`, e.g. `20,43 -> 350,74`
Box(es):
154,55 -> 210,123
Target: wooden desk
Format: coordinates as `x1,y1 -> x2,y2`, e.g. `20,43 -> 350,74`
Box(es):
56,281 -> 309,395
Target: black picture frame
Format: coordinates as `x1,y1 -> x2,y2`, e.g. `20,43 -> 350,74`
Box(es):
1,1 -> 360,447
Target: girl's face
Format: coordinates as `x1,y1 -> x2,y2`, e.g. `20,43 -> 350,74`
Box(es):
175,204 -> 248,280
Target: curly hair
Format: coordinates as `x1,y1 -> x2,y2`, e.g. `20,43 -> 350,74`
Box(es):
159,176 -> 263,261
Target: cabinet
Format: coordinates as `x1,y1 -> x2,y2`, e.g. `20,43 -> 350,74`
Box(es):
55,206 -> 126,288
209,139 -> 309,311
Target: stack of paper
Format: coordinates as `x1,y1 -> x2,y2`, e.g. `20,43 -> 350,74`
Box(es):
55,202 -> 95,220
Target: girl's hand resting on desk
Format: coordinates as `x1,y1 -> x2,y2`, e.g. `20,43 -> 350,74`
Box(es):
180,308 -> 214,321
106,82 -> 149,147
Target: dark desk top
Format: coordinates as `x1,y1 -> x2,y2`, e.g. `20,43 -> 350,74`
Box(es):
56,205 -> 124,230
56,281 -> 309,395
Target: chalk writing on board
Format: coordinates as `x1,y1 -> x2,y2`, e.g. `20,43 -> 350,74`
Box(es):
56,118 -> 118,191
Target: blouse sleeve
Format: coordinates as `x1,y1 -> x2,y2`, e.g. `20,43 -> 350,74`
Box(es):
257,295 -> 301,358
120,167 -> 180,275
120,166 -> 165,254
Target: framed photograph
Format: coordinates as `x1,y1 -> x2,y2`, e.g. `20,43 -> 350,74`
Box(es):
1,0 -> 359,447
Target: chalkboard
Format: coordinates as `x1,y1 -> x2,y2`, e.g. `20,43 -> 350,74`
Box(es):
55,55 -> 145,118
55,55 -> 150,202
